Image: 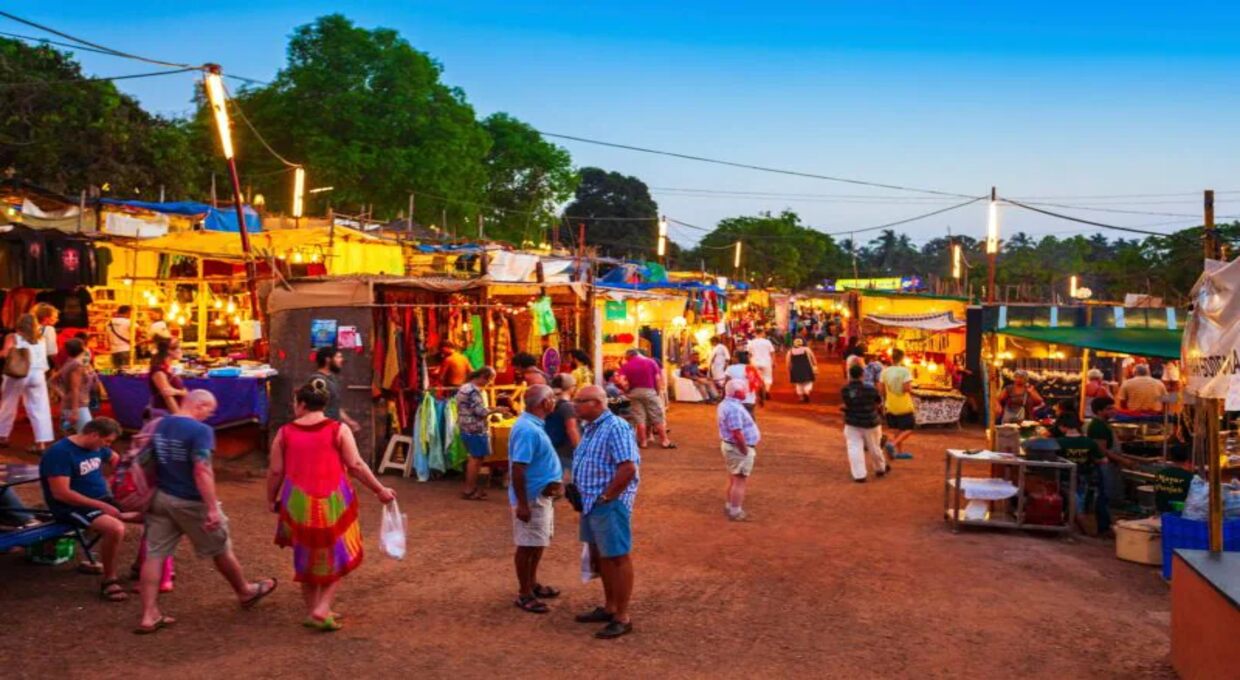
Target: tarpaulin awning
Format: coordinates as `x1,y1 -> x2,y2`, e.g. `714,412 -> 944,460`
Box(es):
98,198 -> 261,233
866,312 -> 965,331
998,326 -> 1183,359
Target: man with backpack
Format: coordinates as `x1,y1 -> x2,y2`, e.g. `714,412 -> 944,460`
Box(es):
135,390 -> 277,634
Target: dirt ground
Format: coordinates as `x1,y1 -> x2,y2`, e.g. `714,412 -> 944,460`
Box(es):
1,356 -> 1175,678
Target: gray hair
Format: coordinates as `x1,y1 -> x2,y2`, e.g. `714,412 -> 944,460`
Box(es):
1087,369 -> 1103,380
725,379 -> 748,398
524,384 -> 555,408
1134,364 -> 1150,377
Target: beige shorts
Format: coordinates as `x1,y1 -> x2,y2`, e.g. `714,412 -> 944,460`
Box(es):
721,441 -> 756,476
512,495 -> 555,547
628,387 -> 665,426
145,491 -> 232,559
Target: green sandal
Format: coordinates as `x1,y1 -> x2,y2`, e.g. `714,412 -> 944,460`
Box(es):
304,615 -> 343,632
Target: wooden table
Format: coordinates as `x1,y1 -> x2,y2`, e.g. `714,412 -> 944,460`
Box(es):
943,449 -> 1077,533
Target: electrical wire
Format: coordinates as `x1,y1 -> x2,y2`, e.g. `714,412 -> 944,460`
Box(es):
220,81 -> 299,168
1000,198 -> 1204,238
538,131 -> 978,199
0,10 -> 197,69
0,66 -> 200,88
1020,200 -> 1239,220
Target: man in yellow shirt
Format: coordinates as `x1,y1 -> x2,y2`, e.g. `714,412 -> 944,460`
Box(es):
1117,364 -> 1167,412
879,349 -> 916,460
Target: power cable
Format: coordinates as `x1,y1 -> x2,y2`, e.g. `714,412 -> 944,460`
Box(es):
1021,200 -> 1237,220
220,81 -> 299,168
0,10 -> 197,69
1000,198 -> 1202,238
0,66 -> 199,88
538,131 -> 978,199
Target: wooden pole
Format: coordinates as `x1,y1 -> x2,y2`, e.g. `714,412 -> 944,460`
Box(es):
1203,189 -> 1223,552
197,257 -> 208,356
407,193 -> 414,234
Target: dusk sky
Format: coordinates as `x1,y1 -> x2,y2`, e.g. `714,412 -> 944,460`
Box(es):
8,1 -> 1240,246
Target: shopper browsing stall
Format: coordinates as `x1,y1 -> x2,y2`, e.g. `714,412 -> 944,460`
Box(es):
880,349 -> 916,460
0,314 -> 55,452
457,367 -> 511,501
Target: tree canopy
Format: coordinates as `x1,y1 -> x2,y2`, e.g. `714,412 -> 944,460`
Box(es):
684,210 -> 850,289
0,38 -> 207,198
561,167 -> 661,258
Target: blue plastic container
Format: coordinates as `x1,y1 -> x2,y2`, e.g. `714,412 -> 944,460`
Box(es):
1160,513 -> 1240,580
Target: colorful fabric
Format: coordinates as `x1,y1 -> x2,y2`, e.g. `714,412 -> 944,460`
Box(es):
532,296 -> 557,335
412,391 -> 437,482
274,419 -> 363,585
463,314 -> 485,372
493,311 -> 511,372
455,382 -> 490,435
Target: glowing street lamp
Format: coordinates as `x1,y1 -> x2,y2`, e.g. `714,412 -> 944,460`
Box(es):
1069,274 -> 1078,299
203,64 -> 260,322
951,242 -> 962,279
733,240 -> 743,269
291,166 -> 305,219
986,187 -> 999,303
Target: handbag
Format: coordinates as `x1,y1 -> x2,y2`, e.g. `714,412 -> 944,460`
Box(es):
2,341 -> 30,379
565,483 -> 584,513
113,418 -> 162,512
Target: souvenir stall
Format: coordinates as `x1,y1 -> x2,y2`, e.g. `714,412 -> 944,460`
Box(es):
482,281 -> 590,385
861,311 -> 968,426
789,291 -> 851,347
0,223 -> 107,344
593,286 -> 692,379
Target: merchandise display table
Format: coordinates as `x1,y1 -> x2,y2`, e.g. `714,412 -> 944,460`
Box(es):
943,448 -> 1077,533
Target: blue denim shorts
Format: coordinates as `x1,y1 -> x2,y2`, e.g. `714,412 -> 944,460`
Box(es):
461,432 -> 491,459
580,499 -> 632,558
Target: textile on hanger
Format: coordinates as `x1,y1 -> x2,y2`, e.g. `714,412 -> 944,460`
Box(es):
463,314 -> 485,370
532,296 -> 557,335
412,391 -> 437,482
428,398 -> 447,474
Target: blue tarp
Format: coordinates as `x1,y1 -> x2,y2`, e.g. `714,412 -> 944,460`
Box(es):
97,198 -> 262,233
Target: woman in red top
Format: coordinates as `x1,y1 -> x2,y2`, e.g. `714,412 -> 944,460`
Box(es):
267,382 -> 396,631
147,336 -> 187,418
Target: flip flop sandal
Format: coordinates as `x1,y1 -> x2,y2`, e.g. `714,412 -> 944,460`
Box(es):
532,584 -> 560,599
100,579 -> 129,602
894,452 -> 914,460
78,561 -> 104,575
304,615 -> 343,632
302,612 -> 345,627
240,577 -> 278,609
660,442 -> 678,449
514,596 -> 550,614
133,615 -> 176,635
460,491 -> 487,501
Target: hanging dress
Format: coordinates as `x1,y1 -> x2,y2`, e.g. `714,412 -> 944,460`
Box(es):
274,418 -> 364,585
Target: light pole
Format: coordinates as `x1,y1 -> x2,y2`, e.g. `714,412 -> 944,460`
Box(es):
204,64 -> 260,320
656,215 -> 668,263
986,186 -> 999,304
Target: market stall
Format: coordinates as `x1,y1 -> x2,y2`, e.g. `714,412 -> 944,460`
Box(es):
862,311 -> 968,427
98,369 -> 273,431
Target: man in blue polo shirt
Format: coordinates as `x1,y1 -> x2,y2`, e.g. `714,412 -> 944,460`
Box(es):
39,417 -> 135,602
508,384 -> 564,614
571,384 -> 641,640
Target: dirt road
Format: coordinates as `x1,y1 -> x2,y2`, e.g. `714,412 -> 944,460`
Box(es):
1,361 -> 1173,678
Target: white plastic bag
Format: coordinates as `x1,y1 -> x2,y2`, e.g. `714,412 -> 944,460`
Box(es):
580,543 -> 599,583
379,500 -> 407,560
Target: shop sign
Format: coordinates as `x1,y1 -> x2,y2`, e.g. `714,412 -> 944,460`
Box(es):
1182,258 -> 1240,408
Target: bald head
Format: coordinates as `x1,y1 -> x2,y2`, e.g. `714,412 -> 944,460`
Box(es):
574,384 -> 609,422
182,389 -> 218,422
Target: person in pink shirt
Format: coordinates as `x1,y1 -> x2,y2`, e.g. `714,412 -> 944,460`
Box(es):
619,349 -> 675,449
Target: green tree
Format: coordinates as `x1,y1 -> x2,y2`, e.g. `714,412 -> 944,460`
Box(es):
227,14 -> 491,225
691,210 -> 848,289
561,167 -> 660,258
0,38 -> 207,197
480,113 -> 578,244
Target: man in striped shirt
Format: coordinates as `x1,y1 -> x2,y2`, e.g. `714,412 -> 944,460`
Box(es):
570,385 -> 640,640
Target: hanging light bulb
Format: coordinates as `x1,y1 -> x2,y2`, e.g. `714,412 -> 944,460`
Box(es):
310,252 -> 321,263
169,302 -> 181,317
213,297 -> 223,310
226,298 -> 237,314
213,317 -> 225,327
232,314 -> 242,325
293,250 -> 304,264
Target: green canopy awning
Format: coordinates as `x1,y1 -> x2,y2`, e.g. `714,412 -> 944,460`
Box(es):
997,326 -> 1182,359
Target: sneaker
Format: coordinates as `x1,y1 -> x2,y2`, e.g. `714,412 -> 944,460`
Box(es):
575,607 -> 614,624
894,452 -> 914,460
595,620 -> 634,640
884,442 -> 896,458
876,465 -> 890,477
853,478 -> 868,484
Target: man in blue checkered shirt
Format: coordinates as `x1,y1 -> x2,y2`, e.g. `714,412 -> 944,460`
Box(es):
570,384 -> 640,640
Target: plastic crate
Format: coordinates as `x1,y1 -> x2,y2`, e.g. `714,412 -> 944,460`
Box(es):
1160,513 -> 1240,580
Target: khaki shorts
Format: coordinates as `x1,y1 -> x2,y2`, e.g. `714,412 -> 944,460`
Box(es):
145,491 -> 232,559
512,495 -> 555,547
721,441 -> 756,476
628,387 -> 664,426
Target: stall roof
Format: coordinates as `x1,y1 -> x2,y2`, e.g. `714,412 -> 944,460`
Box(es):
854,290 -> 971,302
866,312 -> 966,331
998,326 -> 1182,359
98,198 -> 261,233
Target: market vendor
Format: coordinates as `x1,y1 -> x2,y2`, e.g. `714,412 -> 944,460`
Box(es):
1055,412 -> 1110,534
107,305 -> 134,369
146,308 -> 172,347
439,342 -> 473,388
1117,364 -> 1166,412
1153,445 -> 1195,513
146,336 -> 187,419
996,370 -> 1043,424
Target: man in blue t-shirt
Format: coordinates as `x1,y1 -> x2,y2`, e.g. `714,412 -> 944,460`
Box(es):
39,417 -> 135,601
508,384 -> 564,614
137,390 -> 277,634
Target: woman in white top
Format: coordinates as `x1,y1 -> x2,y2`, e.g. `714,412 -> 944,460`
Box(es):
0,314 -> 55,452
33,303 -> 59,360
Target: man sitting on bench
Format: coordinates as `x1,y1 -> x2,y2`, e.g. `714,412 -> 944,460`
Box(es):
39,417 -> 137,602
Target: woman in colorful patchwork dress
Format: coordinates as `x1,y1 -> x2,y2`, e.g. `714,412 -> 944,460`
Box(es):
267,382 -> 397,631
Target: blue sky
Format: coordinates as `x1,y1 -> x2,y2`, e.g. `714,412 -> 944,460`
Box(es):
7,1 -> 1240,246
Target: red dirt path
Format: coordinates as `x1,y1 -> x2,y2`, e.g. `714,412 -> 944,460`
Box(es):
0,354 -> 1174,678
